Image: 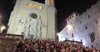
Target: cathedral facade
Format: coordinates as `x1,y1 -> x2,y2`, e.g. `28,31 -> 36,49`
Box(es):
7,0 -> 56,40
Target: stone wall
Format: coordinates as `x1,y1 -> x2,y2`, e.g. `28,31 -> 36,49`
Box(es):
66,1 -> 100,49
0,33 -> 23,52
60,1 -> 100,50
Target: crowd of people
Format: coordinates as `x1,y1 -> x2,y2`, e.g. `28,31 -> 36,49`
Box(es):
15,39 -> 100,52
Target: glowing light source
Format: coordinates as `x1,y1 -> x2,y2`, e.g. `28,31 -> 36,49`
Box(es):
51,0 -> 53,4
57,33 -> 60,36
1,26 -> 6,33
57,33 -> 66,41
66,25 -> 73,31
48,0 -> 50,5
27,3 -> 43,9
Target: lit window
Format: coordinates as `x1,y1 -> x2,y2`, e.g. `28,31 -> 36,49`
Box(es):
32,4 -> 35,7
27,3 -> 43,9
34,5 -> 37,7
39,6 -> 43,9
27,3 -> 32,6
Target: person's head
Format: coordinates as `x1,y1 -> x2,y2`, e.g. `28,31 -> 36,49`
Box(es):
20,40 -> 25,44
68,49 -> 72,52
97,50 -> 100,52
61,46 -> 65,49
85,47 -> 90,51
77,46 -> 81,49
66,47 -> 68,49
40,45 -> 44,49
53,49 -> 57,52
47,48 -> 50,52
22,45 -> 26,49
25,43 -> 29,48
78,50 -> 82,52
92,49 -> 96,52
51,45 -> 54,48
46,46 -> 49,49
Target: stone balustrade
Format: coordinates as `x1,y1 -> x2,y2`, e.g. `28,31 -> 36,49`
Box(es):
0,33 -> 23,52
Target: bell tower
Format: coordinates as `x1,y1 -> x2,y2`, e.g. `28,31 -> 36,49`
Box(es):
45,0 -> 55,6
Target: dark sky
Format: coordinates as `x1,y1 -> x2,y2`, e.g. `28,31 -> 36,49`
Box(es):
0,0 -> 98,32
55,0 -> 97,32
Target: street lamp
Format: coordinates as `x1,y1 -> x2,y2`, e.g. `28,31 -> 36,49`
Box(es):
1,26 -> 6,33
57,33 -> 60,36
66,25 -> 73,31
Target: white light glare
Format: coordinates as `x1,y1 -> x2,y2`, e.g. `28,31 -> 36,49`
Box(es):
57,33 -> 60,36
67,25 -> 73,31
57,33 -> 66,42
1,26 -> 6,33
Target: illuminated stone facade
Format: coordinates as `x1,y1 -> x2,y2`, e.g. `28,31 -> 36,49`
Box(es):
60,1 -> 100,49
7,0 -> 56,40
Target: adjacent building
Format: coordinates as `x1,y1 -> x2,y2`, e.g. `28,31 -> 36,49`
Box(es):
60,1 -> 100,49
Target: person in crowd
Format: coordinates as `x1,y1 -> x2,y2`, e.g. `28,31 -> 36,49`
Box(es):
15,38 -> 100,52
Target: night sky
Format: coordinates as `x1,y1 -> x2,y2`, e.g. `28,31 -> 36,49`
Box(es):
0,0 -> 98,32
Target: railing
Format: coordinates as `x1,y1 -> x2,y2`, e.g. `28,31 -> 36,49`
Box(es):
64,40 -> 83,45
0,33 -> 24,40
